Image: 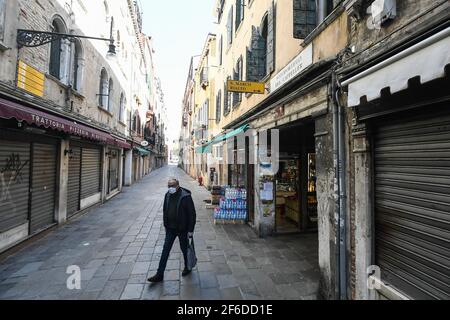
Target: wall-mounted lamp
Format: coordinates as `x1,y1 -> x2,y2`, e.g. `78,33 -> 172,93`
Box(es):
64,149 -> 73,156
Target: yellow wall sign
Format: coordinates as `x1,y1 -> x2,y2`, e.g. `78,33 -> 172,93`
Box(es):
227,80 -> 265,94
17,60 -> 45,97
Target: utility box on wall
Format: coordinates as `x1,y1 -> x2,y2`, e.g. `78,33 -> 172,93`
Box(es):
371,0 -> 396,26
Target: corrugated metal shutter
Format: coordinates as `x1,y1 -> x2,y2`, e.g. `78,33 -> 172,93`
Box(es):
374,112 -> 450,300
0,140 -> 31,233
67,146 -> 81,217
30,143 -> 57,234
80,147 -> 101,200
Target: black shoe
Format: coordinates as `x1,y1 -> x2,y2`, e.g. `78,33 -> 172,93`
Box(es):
147,273 -> 164,282
182,268 -> 192,277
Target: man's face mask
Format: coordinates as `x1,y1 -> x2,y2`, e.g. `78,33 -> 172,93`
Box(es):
168,186 -> 177,194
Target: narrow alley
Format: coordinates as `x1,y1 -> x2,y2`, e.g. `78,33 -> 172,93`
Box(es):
0,166 -> 320,300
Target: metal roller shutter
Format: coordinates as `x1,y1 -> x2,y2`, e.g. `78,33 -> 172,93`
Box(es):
80,147 -> 101,200
30,143 -> 57,234
374,112 -> 450,300
0,140 -> 31,233
67,146 -> 81,217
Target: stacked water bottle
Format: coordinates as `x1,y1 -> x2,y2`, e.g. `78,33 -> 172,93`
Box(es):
214,187 -> 247,222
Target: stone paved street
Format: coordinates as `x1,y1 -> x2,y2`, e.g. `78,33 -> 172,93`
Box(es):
0,166 -> 320,300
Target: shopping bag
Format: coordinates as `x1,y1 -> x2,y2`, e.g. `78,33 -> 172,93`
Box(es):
186,236 -> 197,271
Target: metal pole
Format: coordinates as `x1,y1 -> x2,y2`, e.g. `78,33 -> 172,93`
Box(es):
331,70 -> 341,299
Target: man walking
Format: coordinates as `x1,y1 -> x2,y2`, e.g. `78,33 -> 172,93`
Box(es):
148,178 -> 196,282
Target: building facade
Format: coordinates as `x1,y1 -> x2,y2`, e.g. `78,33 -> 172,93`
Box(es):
179,0 -> 449,300
0,0 -> 166,254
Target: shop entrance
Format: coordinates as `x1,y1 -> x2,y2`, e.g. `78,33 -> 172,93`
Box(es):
275,120 -> 317,234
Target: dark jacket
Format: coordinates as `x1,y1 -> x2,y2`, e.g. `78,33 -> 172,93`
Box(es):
163,187 -> 196,233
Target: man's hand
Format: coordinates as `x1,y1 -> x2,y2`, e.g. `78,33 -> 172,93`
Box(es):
188,232 -> 193,238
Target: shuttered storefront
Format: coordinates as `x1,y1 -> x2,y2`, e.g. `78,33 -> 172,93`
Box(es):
0,140 -> 31,233
30,143 -> 57,234
80,147 -> 101,204
107,149 -> 119,194
67,146 -> 81,217
374,110 -> 450,300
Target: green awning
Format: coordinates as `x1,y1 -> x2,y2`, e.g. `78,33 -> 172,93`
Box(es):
195,124 -> 249,154
210,124 -> 250,145
134,146 -> 151,156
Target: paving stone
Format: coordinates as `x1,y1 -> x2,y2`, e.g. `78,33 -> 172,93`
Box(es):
109,263 -> 134,280
200,288 -> 222,300
120,255 -> 138,264
180,284 -> 202,300
85,276 -> 109,292
220,287 -> 243,300
162,280 -> 180,296
98,280 -> 127,300
199,271 -> 218,289
120,284 -> 144,300
131,262 -> 151,275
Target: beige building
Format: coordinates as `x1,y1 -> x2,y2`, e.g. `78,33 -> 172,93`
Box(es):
0,0 -> 165,254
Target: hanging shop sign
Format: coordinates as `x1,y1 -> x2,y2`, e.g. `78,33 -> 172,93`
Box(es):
270,43 -> 313,93
141,140 -> 149,147
17,60 -> 45,97
227,80 -> 265,94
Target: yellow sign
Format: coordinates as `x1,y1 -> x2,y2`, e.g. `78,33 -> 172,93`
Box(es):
227,80 -> 265,94
17,60 -> 45,97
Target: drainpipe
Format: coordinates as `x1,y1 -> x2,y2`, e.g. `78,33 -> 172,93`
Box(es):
332,68 -> 348,300
331,71 -> 341,299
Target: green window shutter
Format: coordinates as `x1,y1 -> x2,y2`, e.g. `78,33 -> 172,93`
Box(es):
223,81 -> 229,116
0,0 -> 5,41
216,90 -> 221,123
49,38 -> 61,79
247,26 -> 266,81
293,0 -> 317,39
266,1 -> 276,75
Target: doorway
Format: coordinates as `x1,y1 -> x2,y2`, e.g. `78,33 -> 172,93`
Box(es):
274,120 -> 317,234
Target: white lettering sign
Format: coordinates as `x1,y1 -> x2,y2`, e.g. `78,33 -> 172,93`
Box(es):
270,44 -> 313,93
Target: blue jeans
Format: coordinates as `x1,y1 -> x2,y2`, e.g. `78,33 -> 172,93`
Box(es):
157,228 -> 188,274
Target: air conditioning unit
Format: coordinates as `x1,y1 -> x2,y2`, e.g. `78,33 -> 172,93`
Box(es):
371,0 -> 396,26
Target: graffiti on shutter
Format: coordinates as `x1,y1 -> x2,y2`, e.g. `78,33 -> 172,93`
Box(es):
293,0 -> 317,39
267,1 -> 276,75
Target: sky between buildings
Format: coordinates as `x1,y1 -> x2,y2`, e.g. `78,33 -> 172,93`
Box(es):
140,0 -> 216,146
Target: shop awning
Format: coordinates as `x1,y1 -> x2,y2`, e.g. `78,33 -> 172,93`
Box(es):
194,124 -> 250,154
0,97 -> 131,149
342,26 -> 450,107
134,146 -> 151,156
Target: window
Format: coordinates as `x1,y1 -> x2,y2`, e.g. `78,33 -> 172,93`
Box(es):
49,18 -> 69,80
72,39 -> 84,91
99,68 -> 109,108
223,76 -> 231,116
232,57 -> 243,107
235,0 -> 244,30
227,6 -> 233,47
216,90 -> 222,124
119,93 -> 126,122
219,36 -> 223,66
0,0 -> 6,42
246,4 -> 275,81
293,0 -> 334,39
217,0 -> 226,23
107,78 -> 113,112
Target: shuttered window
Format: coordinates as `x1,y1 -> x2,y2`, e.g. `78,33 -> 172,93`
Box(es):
246,26 -> 266,81
219,36 -> 223,66
293,0 -> 317,39
216,90 -> 222,123
235,0 -> 244,30
232,56 -> 243,107
0,0 -> 6,41
224,77 -> 231,116
0,140 -> 30,233
266,1 -> 276,75
227,6 -> 233,47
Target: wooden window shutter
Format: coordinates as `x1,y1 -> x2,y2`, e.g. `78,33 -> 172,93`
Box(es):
227,7 -> 233,46
246,26 -> 266,81
293,0 -> 317,39
50,38 -> 62,78
223,81 -> 229,116
0,0 -> 5,41
216,90 -> 221,123
266,1 -> 276,75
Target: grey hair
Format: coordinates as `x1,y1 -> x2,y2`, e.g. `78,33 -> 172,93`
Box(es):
168,178 -> 179,186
